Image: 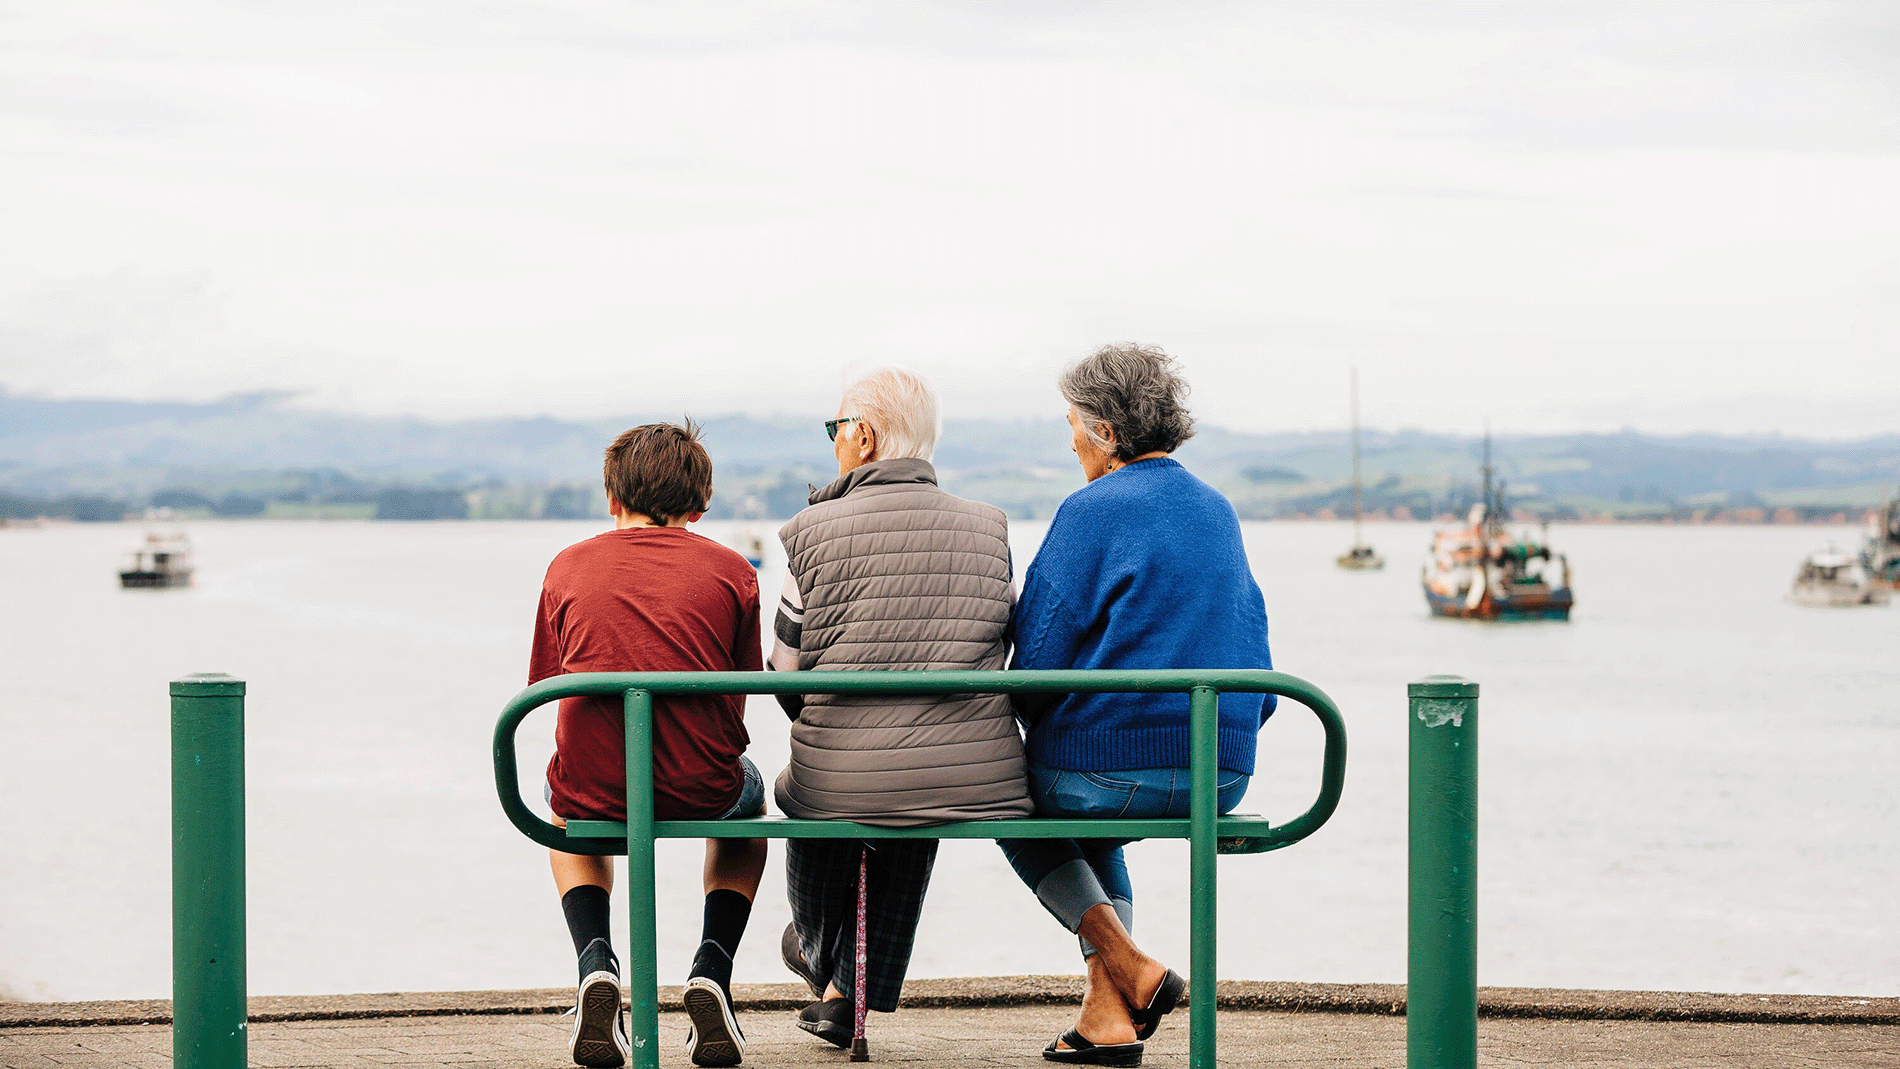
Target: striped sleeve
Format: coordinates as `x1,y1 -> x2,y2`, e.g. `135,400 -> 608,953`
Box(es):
769,576 -> 804,718
769,580 -> 803,672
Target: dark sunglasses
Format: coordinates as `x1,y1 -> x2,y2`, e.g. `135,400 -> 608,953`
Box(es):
824,416 -> 863,442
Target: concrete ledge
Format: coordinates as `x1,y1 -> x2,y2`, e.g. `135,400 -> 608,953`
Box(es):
1213,981 -> 1900,1024
4,977 -> 1895,1029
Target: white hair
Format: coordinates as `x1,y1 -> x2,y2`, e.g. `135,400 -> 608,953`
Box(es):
839,367 -> 941,462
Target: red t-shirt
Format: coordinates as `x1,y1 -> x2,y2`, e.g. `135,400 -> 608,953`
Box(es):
531,526 -> 763,822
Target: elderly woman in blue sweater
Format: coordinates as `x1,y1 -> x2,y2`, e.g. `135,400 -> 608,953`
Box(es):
1001,344 -> 1274,1067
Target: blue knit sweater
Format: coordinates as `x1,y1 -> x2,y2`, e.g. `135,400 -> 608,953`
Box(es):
1010,457 -> 1274,773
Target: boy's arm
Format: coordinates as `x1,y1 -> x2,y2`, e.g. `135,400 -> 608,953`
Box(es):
768,577 -> 804,719
527,582 -> 564,685
733,571 -> 765,673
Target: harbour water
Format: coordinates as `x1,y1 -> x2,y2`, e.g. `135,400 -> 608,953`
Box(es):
2,519 -> 1894,1002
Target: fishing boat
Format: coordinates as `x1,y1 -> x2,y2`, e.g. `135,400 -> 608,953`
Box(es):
1787,545 -> 1889,607
1421,437 -> 1572,620
119,531 -> 195,589
1335,367 -> 1384,571
1860,491 -> 1900,591
727,496 -> 769,569
735,531 -> 766,569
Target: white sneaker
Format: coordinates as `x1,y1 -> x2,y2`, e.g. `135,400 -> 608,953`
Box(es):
570,968 -> 630,1068
683,976 -> 745,1067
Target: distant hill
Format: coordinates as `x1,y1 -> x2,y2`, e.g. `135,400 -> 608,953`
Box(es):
2,391 -> 1894,521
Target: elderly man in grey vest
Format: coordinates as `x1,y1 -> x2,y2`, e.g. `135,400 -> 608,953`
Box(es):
769,367 -> 1032,1046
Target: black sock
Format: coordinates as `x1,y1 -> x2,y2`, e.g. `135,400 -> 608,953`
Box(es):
701,889 -> 754,959
690,889 -> 753,992
579,937 -> 617,983
562,885 -> 615,980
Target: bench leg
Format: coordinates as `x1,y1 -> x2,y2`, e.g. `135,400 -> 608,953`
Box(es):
1189,684 -> 1219,1069
625,689 -> 661,1069
851,844 -> 870,1061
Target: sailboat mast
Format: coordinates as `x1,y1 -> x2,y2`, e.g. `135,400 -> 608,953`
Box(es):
1350,366 -> 1363,545
1481,429 -> 1497,543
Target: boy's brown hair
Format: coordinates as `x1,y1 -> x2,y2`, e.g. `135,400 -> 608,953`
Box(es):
602,420 -> 712,524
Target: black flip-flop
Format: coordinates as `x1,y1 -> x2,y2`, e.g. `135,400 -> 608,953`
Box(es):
1043,1028 -> 1144,1067
1129,969 -> 1185,1041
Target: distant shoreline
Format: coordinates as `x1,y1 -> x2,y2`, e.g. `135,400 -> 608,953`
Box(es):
2,511 -> 1885,528
7,392 -> 1897,526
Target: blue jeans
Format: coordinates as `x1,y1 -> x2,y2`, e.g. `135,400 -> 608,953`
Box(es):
998,760 -> 1250,948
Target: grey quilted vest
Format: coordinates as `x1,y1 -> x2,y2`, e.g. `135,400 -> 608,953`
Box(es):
773,457 -> 1032,827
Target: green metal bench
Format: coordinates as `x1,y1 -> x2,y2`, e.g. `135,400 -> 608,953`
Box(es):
492,668 -> 1349,1069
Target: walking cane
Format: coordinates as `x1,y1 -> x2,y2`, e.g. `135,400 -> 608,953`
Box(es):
852,843 -> 869,1061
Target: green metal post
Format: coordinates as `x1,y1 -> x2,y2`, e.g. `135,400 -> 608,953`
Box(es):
624,689 -> 660,1069
171,673 -> 247,1069
1407,675 -> 1479,1069
1188,684 -> 1218,1069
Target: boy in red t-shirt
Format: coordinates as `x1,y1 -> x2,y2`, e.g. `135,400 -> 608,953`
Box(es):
530,421 -> 766,1068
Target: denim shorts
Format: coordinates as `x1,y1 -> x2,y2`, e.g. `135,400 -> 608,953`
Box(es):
720,755 -> 768,818
1029,759 -> 1251,820
547,754 -> 766,819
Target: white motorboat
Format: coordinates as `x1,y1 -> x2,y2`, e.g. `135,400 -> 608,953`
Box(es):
119,531 -> 195,589
1787,545 -> 1888,607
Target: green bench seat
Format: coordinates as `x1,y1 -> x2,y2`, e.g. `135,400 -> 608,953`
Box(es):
566,814 -> 1284,855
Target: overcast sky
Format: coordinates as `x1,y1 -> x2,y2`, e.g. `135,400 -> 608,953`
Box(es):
2,2 -> 1896,437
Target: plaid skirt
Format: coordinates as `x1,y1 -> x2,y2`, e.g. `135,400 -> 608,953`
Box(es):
785,839 -> 938,1013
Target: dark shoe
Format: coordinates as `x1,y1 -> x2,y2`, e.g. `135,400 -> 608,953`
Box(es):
1043,1028 -> 1143,1067
689,940 -> 736,998
569,967 -> 630,1068
795,998 -> 854,1049
1129,969 -> 1185,1041
780,922 -> 825,1000
683,977 -> 745,1067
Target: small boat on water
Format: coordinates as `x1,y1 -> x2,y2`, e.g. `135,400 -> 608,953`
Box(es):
119,531 -> 195,589
1787,545 -> 1889,607
727,496 -> 769,569
736,532 -> 766,569
1860,491 -> 1900,591
1337,544 -> 1383,570
1422,436 -> 1573,620
1335,367 -> 1384,571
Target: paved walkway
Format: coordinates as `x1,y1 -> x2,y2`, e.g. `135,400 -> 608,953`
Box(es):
5,980 -> 1897,1069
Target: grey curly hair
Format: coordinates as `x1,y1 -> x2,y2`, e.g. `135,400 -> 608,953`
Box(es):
1058,343 -> 1196,460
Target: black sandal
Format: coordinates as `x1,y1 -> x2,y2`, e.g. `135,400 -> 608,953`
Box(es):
1043,1028 -> 1144,1067
1129,969 -> 1185,1041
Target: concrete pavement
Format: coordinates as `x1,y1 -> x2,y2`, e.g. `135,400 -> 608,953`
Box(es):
5,979 -> 1897,1068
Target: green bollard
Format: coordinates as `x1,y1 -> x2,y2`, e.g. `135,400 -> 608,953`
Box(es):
624,689 -> 660,1069
171,673 -> 247,1069
1407,675 -> 1478,1069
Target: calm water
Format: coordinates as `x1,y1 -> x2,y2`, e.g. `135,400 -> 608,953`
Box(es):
2,519 -> 1895,1002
